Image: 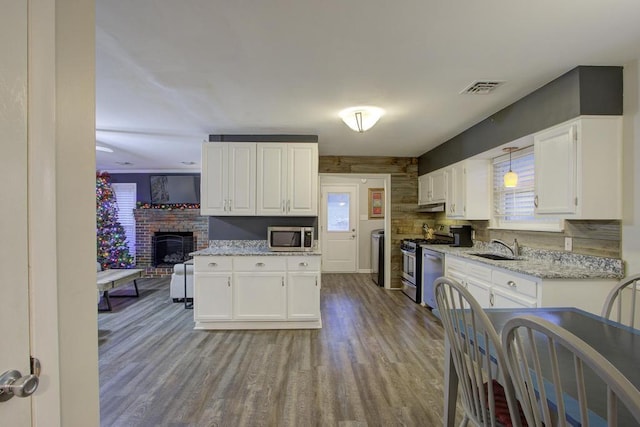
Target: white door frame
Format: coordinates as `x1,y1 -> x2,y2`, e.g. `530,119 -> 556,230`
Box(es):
19,1 -> 99,425
318,174 -> 391,289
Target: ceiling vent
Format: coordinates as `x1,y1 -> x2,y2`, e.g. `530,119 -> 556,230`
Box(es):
460,80 -> 505,95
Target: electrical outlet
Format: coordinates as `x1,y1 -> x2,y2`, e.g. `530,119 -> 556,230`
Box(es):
564,237 -> 573,251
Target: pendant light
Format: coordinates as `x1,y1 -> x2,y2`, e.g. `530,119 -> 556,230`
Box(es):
503,147 -> 518,188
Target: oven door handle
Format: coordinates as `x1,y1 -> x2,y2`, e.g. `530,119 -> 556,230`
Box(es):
400,249 -> 415,257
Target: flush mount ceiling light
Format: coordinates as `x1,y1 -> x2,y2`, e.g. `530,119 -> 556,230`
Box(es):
339,106 -> 384,133
96,145 -> 113,153
503,147 -> 519,188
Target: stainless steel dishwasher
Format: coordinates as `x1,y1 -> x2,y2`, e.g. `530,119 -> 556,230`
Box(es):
422,248 -> 444,308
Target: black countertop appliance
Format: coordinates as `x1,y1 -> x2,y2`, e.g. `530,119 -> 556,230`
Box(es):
450,225 -> 473,247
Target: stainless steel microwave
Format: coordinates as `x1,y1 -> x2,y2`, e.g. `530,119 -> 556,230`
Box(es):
267,226 -> 314,252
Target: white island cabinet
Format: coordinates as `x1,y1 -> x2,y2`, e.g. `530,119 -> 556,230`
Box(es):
193,254 -> 321,330
193,257 -> 233,320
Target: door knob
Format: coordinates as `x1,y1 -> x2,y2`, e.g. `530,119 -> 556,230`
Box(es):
0,369 -> 39,401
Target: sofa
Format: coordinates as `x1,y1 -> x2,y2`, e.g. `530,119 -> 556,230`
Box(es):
170,262 -> 193,301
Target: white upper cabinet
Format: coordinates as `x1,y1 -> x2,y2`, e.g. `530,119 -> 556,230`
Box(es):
257,143 -> 318,216
430,170 -> 447,202
201,142 -> 257,216
418,169 -> 447,205
534,117 -> 622,219
445,159 -> 490,219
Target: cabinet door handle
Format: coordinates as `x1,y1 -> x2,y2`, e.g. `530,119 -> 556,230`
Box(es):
315,278 -> 318,287
287,200 -> 290,213
507,280 -> 517,288
281,277 -> 285,286
228,199 -> 232,211
489,292 -> 495,307
534,195 -> 539,208
299,262 -> 308,267
256,262 -> 265,267
227,277 -> 231,287
282,200 -> 286,213
208,262 -> 218,267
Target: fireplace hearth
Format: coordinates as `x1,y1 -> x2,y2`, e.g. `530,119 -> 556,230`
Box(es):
152,232 -> 194,267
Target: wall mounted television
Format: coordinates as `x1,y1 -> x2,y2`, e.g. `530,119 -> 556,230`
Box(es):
150,175 -> 200,204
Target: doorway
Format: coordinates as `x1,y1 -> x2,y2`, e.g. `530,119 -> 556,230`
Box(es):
319,174 -> 391,286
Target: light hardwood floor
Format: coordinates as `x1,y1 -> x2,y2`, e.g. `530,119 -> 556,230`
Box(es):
99,273 -> 458,426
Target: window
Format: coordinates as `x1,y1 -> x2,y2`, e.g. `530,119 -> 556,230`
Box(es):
492,147 -> 562,231
326,192 -> 350,231
112,183 -> 137,261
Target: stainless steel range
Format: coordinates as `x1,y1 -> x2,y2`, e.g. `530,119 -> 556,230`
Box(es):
400,234 -> 453,303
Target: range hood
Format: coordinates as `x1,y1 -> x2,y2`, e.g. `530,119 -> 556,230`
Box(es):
417,202 -> 445,213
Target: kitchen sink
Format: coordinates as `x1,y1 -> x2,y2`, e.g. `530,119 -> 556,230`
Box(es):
469,253 -> 517,261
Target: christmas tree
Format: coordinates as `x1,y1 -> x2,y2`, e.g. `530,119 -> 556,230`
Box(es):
96,171 -> 134,269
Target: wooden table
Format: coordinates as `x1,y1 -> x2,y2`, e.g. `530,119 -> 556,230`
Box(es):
442,307 -> 640,427
97,268 -> 144,311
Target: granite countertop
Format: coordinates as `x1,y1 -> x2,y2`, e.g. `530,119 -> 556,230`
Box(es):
421,242 -> 623,280
191,240 -> 321,257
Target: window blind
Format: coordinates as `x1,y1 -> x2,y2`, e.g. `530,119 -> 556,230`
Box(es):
112,183 -> 137,261
492,147 -> 561,230
493,147 -> 535,221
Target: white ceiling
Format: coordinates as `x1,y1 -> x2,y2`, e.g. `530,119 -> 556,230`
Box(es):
96,0 -> 640,172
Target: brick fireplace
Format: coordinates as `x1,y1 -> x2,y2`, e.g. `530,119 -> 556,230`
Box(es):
134,208 -> 208,277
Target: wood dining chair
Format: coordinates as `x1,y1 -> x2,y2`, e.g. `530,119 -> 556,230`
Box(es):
434,277 -> 526,427
501,314 -> 640,427
601,273 -> 640,329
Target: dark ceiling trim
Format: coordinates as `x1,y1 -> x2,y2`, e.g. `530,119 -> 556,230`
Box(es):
208,134 -> 318,143
418,65 -> 622,175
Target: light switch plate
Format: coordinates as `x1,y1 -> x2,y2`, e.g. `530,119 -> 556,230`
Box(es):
564,237 -> 573,251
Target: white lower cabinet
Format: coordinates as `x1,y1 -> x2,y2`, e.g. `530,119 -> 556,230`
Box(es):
234,272 -> 286,320
287,256 -> 321,320
193,273 -> 232,320
193,254 -> 322,329
193,256 -> 233,320
444,254 -> 616,314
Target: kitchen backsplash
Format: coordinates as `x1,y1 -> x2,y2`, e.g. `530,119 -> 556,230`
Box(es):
425,212 -> 621,258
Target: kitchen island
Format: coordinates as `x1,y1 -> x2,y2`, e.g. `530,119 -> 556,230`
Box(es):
191,240 -> 322,330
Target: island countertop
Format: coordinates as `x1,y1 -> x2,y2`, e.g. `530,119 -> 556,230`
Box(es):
191,240 -> 321,257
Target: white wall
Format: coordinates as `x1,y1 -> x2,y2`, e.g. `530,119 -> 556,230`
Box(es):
622,59 -> 640,273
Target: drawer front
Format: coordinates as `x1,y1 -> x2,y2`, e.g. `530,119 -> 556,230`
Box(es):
466,262 -> 492,282
287,256 -> 321,271
492,269 -> 537,298
234,256 -> 287,272
194,256 -> 233,272
445,255 -> 468,273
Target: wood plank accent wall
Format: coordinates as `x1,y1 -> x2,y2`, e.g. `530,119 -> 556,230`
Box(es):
319,156 -> 438,289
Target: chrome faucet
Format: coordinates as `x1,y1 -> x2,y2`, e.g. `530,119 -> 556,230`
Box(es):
490,238 -> 520,257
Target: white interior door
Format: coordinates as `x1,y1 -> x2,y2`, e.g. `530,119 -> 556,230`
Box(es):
321,184 -> 358,272
1,0 -> 32,422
